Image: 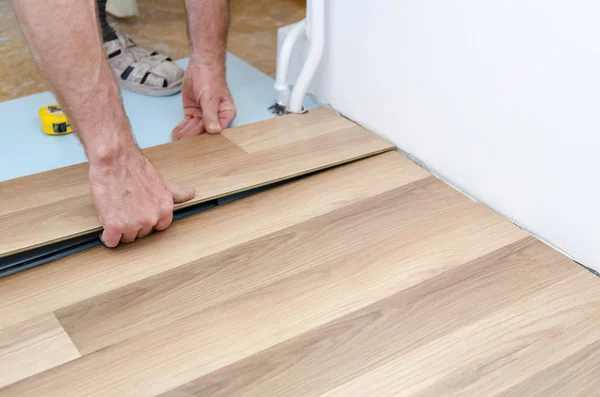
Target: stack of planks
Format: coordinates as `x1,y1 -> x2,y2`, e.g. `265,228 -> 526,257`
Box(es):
1,108 -> 599,396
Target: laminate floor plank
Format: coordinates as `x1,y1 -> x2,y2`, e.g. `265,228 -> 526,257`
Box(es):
176,125 -> 393,196
0,313 -> 80,389
221,107 -> 355,152
318,270 -> 600,397
157,237 -> 572,397
0,152 -> 424,330
0,108 -> 394,258
494,339 -> 600,397
0,128 -> 240,218
57,175 -> 479,355
0,174 -> 526,396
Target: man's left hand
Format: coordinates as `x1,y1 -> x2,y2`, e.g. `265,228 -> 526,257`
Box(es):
172,58 -> 236,140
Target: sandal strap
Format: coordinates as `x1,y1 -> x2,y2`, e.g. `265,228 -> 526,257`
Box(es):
148,53 -> 173,63
120,56 -> 176,88
105,31 -> 181,88
121,58 -> 162,82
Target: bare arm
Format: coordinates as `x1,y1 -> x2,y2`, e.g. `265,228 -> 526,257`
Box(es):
13,0 -> 195,246
185,0 -> 229,71
173,0 -> 235,139
12,0 -> 134,164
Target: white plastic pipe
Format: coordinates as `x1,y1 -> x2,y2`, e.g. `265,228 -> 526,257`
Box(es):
274,20 -> 307,107
288,0 -> 326,113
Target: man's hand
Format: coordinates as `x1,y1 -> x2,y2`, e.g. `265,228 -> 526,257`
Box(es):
171,58 -> 236,140
90,147 -> 196,247
14,0 -> 195,244
175,0 -> 234,140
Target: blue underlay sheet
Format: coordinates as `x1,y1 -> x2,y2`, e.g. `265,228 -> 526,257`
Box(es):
0,53 -> 318,182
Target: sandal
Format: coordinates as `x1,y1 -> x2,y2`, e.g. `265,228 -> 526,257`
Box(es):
103,32 -> 184,96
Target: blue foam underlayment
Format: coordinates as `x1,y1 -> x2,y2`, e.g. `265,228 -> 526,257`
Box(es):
0,53 -> 318,276
0,53 -> 318,182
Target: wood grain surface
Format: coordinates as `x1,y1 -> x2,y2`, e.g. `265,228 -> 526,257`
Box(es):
0,150 -> 598,396
0,108 -> 393,258
0,152 -> 422,330
0,313 -> 80,388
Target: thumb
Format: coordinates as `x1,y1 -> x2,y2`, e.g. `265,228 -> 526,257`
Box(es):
165,179 -> 196,204
200,94 -> 222,134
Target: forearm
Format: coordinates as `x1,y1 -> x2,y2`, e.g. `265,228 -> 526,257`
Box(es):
185,0 -> 229,72
12,0 -> 135,166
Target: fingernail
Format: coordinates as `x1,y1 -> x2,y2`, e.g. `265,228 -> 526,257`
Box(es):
209,122 -> 221,133
100,236 -> 113,248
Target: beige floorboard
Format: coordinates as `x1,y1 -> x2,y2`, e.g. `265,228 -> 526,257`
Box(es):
56,174 -> 498,355
0,313 -> 80,389
318,269 -> 600,397
494,339 -> 600,397
158,237 -> 572,397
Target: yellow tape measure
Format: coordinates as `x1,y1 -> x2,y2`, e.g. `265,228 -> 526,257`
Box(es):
38,103 -> 73,135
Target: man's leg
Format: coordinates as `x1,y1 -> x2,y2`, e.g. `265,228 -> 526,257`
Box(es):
96,0 -> 184,96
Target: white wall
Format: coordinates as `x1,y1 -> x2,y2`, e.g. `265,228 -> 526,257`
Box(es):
281,0 -> 600,270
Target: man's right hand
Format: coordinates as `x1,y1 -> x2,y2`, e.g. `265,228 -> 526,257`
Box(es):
89,147 -> 196,247
13,0 -> 197,246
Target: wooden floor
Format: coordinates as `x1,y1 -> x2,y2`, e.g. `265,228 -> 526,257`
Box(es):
1,147 -> 599,395
6,0 -> 599,394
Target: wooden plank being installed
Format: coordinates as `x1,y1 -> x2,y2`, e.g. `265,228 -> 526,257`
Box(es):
1,151 -> 599,396
0,108 -> 393,258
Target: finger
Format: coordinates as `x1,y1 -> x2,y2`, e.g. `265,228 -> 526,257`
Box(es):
175,117 -> 205,140
155,210 -> 174,231
171,116 -> 192,140
185,107 -> 203,119
137,225 -> 154,239
165,179 -> 196,204
172,104 -> 206,139
100,227 -> 122,248
219,98 -> 237,129
184,117 -> 206,139
201,95 -> 222,134
121,228 -> 139,244
172,117 -> 197,141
